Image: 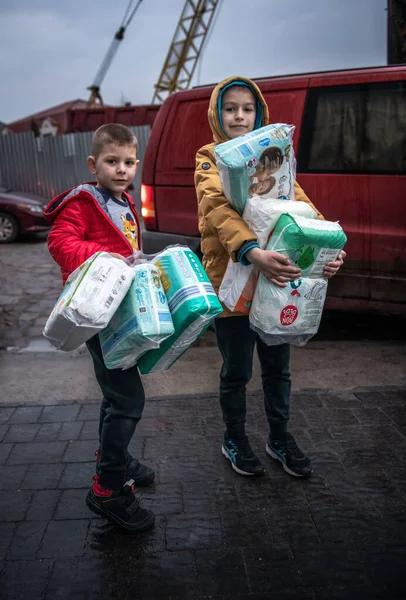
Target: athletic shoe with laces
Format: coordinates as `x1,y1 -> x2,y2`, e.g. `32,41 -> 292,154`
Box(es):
266,432 -> 313,477
86,475 -> 155,532
222,435 -> 265,476
95,450 -> 155,486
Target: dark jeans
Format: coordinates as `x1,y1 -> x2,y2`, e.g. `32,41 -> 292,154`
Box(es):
86,335 -> 145,490
215,316 -> 291,440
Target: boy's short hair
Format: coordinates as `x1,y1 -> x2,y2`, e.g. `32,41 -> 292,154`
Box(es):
91,123 -> 138,157
222,84 -> 256,103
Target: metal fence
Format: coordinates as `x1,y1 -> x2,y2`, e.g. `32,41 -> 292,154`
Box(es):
0,126 -> 151,212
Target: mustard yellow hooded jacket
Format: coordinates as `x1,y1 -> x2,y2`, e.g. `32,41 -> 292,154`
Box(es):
194,75 -> 323,317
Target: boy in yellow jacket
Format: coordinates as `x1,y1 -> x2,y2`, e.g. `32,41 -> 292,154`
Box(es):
195,76 -> 344,477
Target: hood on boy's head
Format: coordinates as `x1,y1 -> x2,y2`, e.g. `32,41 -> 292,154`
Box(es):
208,75 -> 269,144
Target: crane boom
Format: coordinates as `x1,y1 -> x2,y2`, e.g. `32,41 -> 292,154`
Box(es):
152,0 -> 221,104
87,0 -> 144,107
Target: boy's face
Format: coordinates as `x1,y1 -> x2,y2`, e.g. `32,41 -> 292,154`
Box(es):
221,87 -> 257,139
88,143 -> 139,200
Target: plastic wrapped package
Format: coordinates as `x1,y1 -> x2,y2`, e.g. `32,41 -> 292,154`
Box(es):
99,264 -> 175,370
219,262 -> 259,314
214,124 -> 296,214
43,252 -> 134,351
267,214 -> 347,278
137,246 -> 223,374
249,276 -> 328,346
243,199 -> 317,250
218,200 -> 317,314
249,214 -> 347,345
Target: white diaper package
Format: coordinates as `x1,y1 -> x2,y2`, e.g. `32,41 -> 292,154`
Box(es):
218,200 -> 317,314
214,124 -> 296,215
137,246 -> 223,374
249,214 -> 347,345
243,199 -> 317,250
99,264 -> 175,370
250,276 -> 328,346
43,252 -> 134,351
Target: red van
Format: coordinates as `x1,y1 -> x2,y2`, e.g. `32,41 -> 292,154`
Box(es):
141,66 -> 406,312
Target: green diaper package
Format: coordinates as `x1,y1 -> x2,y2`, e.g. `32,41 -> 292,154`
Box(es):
99,264 -> 174,370
137,246 -> 223,374
266,213 -> 347,278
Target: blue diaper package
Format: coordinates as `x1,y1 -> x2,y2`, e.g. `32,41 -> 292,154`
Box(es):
214,123 -> 296,214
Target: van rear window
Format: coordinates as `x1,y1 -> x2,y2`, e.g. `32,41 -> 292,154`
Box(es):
298,81 -> 406,175
157,100 -> 212,172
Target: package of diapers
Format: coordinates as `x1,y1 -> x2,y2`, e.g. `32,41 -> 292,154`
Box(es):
249,214 -> 347,345
137,246 -> 223,374
43,252 -> 134,351
218,200 -> 317,314
249,276 -> 329,346
214,124 -> 296,215
267,213 -> 347,278
99,264 -> 175,370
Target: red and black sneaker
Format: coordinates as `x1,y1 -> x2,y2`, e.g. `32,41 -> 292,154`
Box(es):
86,475 -> 155,533
95,450 -> 155,487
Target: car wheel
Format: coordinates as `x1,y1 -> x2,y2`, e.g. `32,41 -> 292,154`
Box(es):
0,212 -> 19,243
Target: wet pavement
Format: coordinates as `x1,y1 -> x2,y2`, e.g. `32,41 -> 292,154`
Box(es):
1,233 -> 406,599
0,234 -> 60,351
1,386 -> 406,599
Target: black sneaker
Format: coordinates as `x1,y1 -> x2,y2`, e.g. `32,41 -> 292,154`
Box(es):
222,435 -> 265,476
86,475 -> 155,533
266,432 -> 313,477
95,450 -> 155,486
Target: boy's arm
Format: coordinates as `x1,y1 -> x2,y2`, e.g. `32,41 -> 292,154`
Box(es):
195,147 -> 257,262
48,199 -> 105,275
294,180 -> 324,219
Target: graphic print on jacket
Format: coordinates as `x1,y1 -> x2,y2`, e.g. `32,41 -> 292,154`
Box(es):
43,183 -> 141,284
120,212 -> 139,249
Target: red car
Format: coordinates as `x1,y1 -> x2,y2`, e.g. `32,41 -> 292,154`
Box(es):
0,186 -> 49,243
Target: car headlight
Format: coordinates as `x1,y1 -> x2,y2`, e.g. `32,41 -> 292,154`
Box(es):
17,203 -> 44,213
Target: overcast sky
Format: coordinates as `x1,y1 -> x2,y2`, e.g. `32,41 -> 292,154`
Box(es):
0,0 -> 387,123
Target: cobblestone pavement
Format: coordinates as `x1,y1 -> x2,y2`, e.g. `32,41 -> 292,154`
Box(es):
0,235 -> 61,350
0,387 -> 405,599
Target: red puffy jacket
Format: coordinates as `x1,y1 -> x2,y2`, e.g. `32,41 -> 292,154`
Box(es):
44,183 -> 141,284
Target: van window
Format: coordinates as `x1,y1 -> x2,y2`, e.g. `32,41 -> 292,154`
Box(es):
298,81 -> 406,175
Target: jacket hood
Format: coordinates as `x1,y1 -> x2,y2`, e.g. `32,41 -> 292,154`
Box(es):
208,76 -> 269,145
43,183 -> 133,224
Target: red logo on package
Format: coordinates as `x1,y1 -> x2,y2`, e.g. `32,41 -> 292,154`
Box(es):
280,305 -> 298,326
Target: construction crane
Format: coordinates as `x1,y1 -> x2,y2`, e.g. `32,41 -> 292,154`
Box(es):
87,0 -> 144,107
387,0 -> 406,63
152,0 -> 222,104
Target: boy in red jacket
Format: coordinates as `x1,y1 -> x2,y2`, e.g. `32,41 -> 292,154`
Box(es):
44,124 -> 155,533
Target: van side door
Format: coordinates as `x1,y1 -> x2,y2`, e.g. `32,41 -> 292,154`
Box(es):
297,80 -> 406,308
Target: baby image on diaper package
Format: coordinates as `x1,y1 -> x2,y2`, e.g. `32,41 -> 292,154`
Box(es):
214,123 -> 296,214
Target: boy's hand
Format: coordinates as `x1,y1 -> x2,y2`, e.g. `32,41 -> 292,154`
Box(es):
323,250 -> 346,279
109,252 -> 125,260
247,248 -> 301,288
